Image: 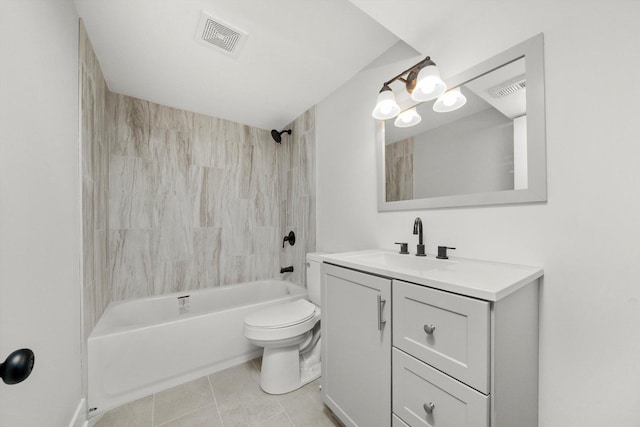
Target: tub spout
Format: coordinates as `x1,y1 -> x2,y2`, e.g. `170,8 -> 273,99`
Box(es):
280,266 -> 294,274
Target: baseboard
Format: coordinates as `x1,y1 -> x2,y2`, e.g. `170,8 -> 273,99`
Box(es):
68,398 -> 88,427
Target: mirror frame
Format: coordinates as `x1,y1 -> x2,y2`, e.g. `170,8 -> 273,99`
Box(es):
377,33 -> 546,211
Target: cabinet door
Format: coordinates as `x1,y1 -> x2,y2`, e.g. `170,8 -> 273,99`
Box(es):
321,263 -> 391,427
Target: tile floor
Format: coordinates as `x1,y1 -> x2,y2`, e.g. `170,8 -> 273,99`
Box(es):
93,358 -> 343,427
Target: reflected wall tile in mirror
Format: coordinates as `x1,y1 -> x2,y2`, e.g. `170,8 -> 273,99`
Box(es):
385,137 -> 413,202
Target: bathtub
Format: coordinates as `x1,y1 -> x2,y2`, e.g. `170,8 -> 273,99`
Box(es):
88,279 -> 306,417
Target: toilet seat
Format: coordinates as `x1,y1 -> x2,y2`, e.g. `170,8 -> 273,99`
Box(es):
245,299 -> 316,329
244,299 -> 320,343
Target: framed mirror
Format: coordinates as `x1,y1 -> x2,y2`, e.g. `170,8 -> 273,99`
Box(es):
377,33 -> 546,211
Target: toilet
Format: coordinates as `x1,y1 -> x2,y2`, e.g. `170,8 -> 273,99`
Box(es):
244,253 -> 324,394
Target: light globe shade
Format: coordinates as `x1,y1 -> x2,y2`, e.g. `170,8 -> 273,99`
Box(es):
394,107 -> 422,128
372,88 -> 400,120
433,87 -> 467,113
411,65 -> 447,102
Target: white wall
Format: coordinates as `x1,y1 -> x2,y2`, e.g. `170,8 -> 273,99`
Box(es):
317,2 -> 640,426
0,1 -> 82,426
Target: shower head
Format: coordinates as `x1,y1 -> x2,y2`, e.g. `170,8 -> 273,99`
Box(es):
271,129 -> 291,143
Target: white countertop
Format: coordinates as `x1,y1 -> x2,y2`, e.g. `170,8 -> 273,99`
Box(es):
319,249 -> 543,301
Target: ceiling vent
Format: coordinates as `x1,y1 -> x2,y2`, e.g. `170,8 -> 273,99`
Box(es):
489,75 -> 526,99
195,11 -> 247,58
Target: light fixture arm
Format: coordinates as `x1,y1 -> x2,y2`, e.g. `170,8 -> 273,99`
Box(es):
372,55 -> 447,123
381,56 -> 436,90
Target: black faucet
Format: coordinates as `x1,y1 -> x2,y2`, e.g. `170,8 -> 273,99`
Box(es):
280,266 -> 294,273
413,217 -> 426,257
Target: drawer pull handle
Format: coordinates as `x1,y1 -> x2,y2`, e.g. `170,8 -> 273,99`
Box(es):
423,324 -> 436,335
423,402 -> 435,415
377,294 -> 387,331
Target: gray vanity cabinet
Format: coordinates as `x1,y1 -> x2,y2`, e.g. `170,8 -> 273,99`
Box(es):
320,254 -> 540,427
321,263 -> 391,427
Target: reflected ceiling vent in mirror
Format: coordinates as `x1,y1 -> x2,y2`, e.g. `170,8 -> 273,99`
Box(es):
489,76 -> 526,99
195,11 -> 248,58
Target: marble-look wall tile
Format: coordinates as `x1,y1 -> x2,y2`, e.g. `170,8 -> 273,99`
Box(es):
80,20 -> 110,324
108,97 -> 314,301
109,155 -> 156,194
152,130 -> 192,195
109,191 -> 157,230
109,229 -> 154,300
193,227 -> 222,288
278,106 -> 316,288
83,174 -> 95,286
112,94 -> 152,158
80,19 -> 111,397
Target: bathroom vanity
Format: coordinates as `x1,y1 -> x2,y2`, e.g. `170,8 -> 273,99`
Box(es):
320,250 -> 543,427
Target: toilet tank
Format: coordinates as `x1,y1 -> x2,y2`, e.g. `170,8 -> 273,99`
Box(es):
306,253 -> 326,306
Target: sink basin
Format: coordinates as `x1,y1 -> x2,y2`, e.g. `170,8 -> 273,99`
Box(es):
320,249 -> 544,301
336,250 -> 455,273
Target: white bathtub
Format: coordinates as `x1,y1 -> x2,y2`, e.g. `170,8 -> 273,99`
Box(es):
88,279 -> 306,417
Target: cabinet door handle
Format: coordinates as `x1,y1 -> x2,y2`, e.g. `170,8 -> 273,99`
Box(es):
423,324 -> 436,335
423,402 -> 435,415
377,294 -> 386,331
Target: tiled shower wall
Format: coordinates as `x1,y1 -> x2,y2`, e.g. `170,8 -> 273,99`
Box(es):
79,21 -> 111,393
81,22 -> 315,306
279,109 -> 316,287
80,22 -> 111,340
106,84 -> 315,301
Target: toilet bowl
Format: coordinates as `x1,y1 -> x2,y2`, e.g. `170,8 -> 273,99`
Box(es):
243,253 -> 324,394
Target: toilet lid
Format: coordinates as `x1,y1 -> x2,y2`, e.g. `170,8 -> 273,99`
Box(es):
245,299 -> 316,329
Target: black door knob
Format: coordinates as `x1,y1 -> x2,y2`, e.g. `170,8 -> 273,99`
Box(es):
0,348 -> 35,385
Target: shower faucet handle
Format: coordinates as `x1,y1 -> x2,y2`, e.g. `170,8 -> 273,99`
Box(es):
282,231 -> 296,248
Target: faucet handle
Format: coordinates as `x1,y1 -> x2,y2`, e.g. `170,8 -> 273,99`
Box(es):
395,242 -> 409,254
436,246 -> 456,259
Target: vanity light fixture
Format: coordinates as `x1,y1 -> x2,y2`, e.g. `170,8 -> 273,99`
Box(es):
372,56 -> 447,123
394,107 -> 421,128
433,87 -> 467,113
372,84 -> 401,120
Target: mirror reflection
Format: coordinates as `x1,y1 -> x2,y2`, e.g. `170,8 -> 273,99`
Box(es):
385,57 -> 527,202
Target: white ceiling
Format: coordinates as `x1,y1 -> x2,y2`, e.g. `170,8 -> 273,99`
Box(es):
74,0 -> 400,130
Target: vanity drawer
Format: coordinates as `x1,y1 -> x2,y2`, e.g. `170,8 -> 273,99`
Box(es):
392,348 -> 489,427
392,279 -> 490,393
392,413 -> 410,426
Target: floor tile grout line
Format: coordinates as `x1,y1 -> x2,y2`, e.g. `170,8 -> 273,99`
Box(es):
151,393 -> 155,427
253,408 -> 292,427
282,408 -> 296,427
250,358 -> 291,426
155,402 -> 218,427
207,374 -> 225,427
